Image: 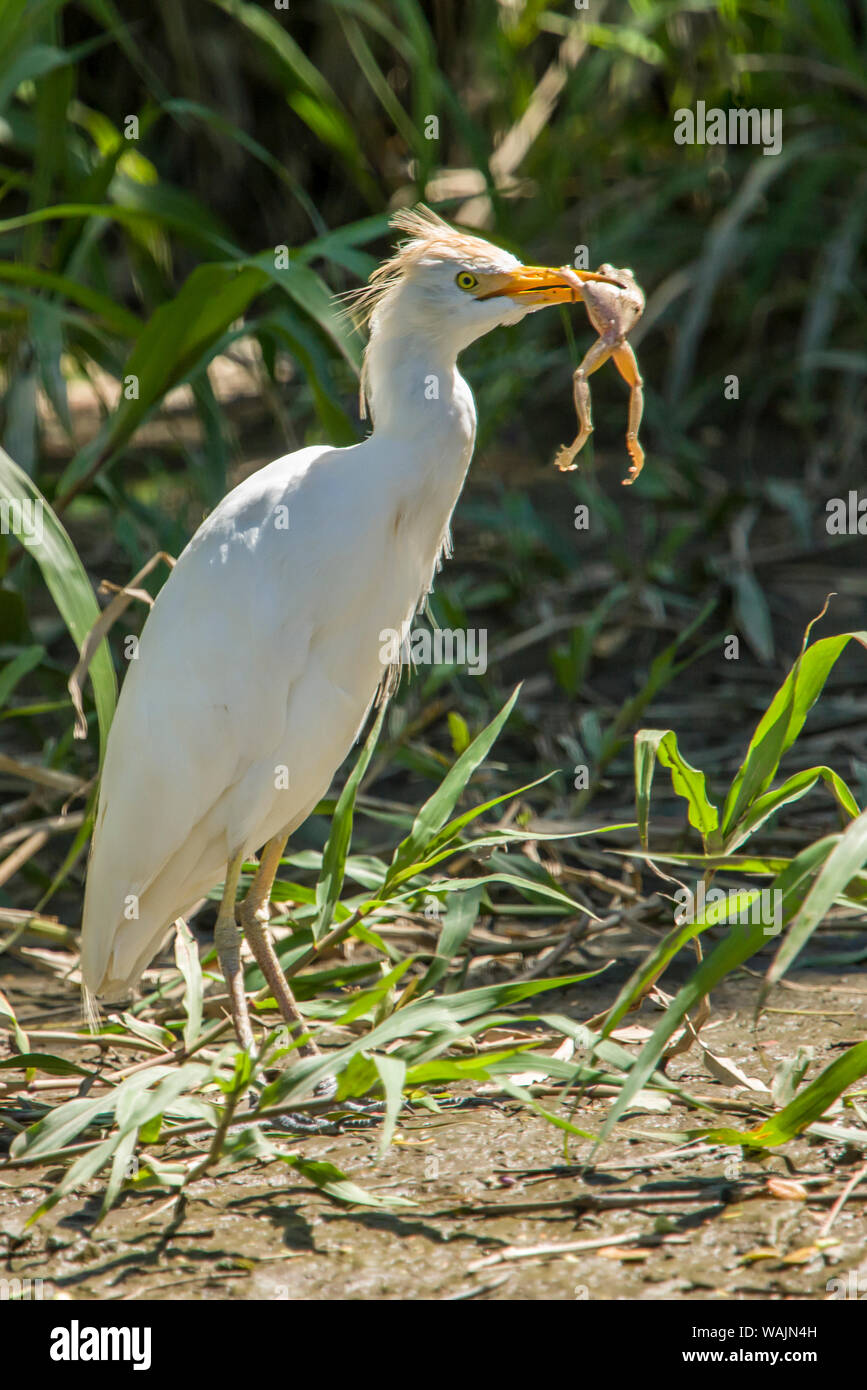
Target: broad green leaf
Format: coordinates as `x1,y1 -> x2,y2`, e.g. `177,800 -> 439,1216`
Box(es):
57,263 -> 269,497
0,33 -> 111,114
722,626 -> 867,836
383,870 -> 598,918
582,20 -> 666,65
608,850 -> 790,876
260,972 -> 602,1108
634,728 -> 720,849
404,1052 -> 524,1085
31,1131 -> 125,1222
333,958 -> 413,1025
0,262 -> 142,335
245,252 -> 361,368
99,1127 -> 139,1220
401,773 -> 554,869
10,1061 -> 215,1161
0,201 -> 236,253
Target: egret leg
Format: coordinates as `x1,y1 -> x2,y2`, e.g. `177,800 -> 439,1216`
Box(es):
214,847 -> 254,1051
238,832 -> 318,1059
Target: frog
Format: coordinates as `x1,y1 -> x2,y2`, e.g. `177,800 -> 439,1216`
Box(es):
554,263 -> 646,485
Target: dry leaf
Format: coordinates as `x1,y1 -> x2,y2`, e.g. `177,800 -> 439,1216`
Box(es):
781,1246 -> 819,1265
614,1089 -> 671,1114
700,1045 -> 770,1093
767,1177 -> 808,1201
610,1025 -> 652,1043
509,1035 -> 574,1086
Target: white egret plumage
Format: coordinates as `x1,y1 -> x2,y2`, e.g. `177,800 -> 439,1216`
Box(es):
80,206 -> 614,1056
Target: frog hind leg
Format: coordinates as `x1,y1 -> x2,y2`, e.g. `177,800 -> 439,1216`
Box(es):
553,336 -> 614,473
612,342 -> 645,484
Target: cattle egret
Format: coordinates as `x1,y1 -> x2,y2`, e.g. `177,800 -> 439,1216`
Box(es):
80,207 -> 617,1059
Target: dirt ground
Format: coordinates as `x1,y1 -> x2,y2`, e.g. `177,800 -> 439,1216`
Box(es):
2,941 -> 865,1302
3,384 -> 866,1303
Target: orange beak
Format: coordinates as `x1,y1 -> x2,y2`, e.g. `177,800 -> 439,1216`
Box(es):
477,264 -> 621,307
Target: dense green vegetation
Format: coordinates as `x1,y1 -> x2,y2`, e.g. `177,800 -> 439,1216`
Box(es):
1,0 -> 866,1219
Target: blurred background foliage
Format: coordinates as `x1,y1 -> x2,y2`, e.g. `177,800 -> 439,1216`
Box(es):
1,0 -> 866,923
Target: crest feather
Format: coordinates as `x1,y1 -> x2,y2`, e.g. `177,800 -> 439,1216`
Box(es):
341,205 -> 506,421
340,205 -> 497,329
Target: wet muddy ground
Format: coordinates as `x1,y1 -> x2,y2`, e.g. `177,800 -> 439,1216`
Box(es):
3,392 -> 866,1302
2,947 -> 865,1302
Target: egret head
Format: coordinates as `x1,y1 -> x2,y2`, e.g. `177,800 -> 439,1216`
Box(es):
349,206 -> 610,356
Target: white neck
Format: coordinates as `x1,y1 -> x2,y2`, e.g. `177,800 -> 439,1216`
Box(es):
363,331 -> 473,440
358,329 -> 478,600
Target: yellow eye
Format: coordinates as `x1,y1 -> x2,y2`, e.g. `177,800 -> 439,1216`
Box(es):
455,271 -> 478,291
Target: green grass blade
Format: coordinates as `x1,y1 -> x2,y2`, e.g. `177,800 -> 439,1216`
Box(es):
418,883 -> 484,993
722,626 -> 867,836
0,261 -> 142,335
595,908 -> 770,1149
314,703 -> 386,940
726,765 -> 861,853
0,644 -> 44,706
765,807 -> 867,992
0,447 -> 116,761
174,919 -> 203,1050
285,1155 -> 415,1208
386,686 -> 520,883
373,1053 -> 406,1155
260,972 -> 599,1107
701,1041 -> 867,1149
